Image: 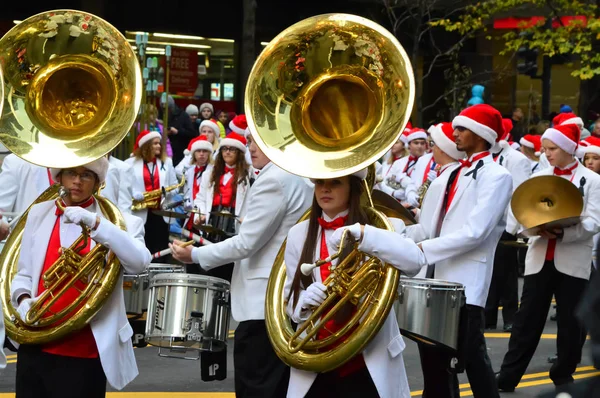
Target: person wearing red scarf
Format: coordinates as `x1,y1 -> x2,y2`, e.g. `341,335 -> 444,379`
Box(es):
282,168 -> 425,398
183,136 -> 213,232
497,123 -> 600,392
11,158 -> 151,397
126,130 -> 178,258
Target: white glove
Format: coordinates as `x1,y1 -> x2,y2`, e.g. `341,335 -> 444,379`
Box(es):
399,175 -> 412,189
133,191 -> 145,201
16,297 -> 38,322
405,190 -> 419,208
299,282 -> 328,309
329,222 -> 362,251
427,169 -> 437,182
64,207 -> 98,228
392,189 -> 406,201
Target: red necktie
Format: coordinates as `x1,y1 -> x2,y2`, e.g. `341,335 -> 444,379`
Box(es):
317,216 -> 348,282
445,152 -> 490,212
546,163 -> 579,260
192,166 -> 205,200
55,196 -> 95,216
554,163 -> 578,176
225,166 -> 234,174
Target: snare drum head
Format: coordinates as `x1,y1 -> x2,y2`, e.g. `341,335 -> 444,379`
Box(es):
149,273 -> 230,290
399,276 -> 465,290
147,264 -> 186,273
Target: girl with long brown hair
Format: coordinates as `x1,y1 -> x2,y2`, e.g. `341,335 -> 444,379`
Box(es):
193,132 -> 251,281
283,169 -> 425,398
126,130 -> 178,258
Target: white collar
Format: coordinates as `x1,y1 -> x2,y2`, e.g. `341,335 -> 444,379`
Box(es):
555,159 -> 578,171
440,162 -> 459,174
321,209 -> 349,222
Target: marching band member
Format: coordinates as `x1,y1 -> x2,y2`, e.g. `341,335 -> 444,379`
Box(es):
390,128 -> 428,179
183,136 -> 213,231
580,137 -> 600,269
126,130 -> 178,257
0,154 -> 56,239
199,119 -> 221,156
406,104 -> 512,398
484,119 -> 532,332
375,135 -> 407,191
11,158 -> 151,397
192,132 -> 251,281
496,123 -> 600,392
519,134 -> 543,173
229,115 -> 252,165
103,154 -> 134,214
284,169 -> 426,398
171,129 -> 312,397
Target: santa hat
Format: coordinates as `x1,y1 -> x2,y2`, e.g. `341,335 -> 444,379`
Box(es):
519,134 -> 542,156
185,104 -> 199,116
509,141 -> 520,150
577,136 -> 600,157
404,128 -> 428,143
134,130 -> 161,151
185,135 -> 214,156
50,157 -> 110,184
219,132 -> 247,153
500,118 -> 513,141
229,115 -> 247,135
199,102 -> 214,113
541,123 -> 581,155
452,104 -> 504,145
553,112 -> 584,129
428,122 -> 465,160
200,119 -> 220,136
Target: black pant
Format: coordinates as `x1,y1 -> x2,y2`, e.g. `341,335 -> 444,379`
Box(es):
144,211 -> 169,262
498,261 -> 588,387
305,365 -> 379,397
234,320 -> 289,398
16,345 -> 106,398
485,236 -> 519,327
419,305 -> 499,398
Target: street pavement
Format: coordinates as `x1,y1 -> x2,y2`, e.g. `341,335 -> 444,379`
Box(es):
0,284 -> 597,397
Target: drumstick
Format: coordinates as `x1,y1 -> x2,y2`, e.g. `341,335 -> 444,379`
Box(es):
152,240 -> 195,259
181,228 -> 214,245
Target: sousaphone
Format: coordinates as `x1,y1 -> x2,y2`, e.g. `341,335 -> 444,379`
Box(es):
0,10 -> 142,344
246,14 -> 415,372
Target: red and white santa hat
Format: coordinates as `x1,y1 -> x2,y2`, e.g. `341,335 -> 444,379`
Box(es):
200,119 -> 220,136
134,130 -> 161,151
577,136 -> 600,157
219,132 -> 247,153
509,141 -> 520,150
404,128 -> 428,143
229,115 -> 247,135
428,122 -> 465,160
452,104 -> 504,145
519,134 -> 542,156
553,112 -> 584,129
500,118 -> 513,142
541,123 -> 581,155
185,135 -> 214,156
50,157 -> 110,184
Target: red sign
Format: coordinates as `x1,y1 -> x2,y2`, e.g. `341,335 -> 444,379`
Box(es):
494,16 -> 587,29
168,47 -> 198,95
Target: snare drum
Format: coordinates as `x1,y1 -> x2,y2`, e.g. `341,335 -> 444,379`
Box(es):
123,264 -> 185,315
395,277 -> 465,351
145,273 -> 230,352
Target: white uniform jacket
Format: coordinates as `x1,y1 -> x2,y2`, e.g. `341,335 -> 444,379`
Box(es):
11,200 -> 151,389
513,163 -> 600,280
491,142 -> 531,234
103,156 -> 134,214
191,162 -> 313,322
538,152 -> 550,170
193,165 -> 250,225
184,164 -> 212,207
174,154 -> 193,179
389,155 -> 419,179
419,154 -> 513,307
410,152 -> 436,190
284,214 -> 424,398
0,154 -> 54,216
124,157 -> 178,224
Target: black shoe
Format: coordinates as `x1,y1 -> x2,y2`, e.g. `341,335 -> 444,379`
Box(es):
496,373 -> 515,392
503,323 -> 513,332
548,354 -> 558,364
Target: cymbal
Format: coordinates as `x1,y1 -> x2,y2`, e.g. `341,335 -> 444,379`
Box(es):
196,224 -> 228,235
371,190 -> 417,226
511,175 -> 583,237
211,210 -> 237,218
151,210 -> 187,219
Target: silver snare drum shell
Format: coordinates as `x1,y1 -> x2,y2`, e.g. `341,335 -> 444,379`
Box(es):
145,273 -> 231,352
394,277 -> 465,351
141,264 -> 186,312
123,273 -> 145,315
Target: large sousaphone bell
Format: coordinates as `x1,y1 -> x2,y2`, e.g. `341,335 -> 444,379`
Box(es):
0,10 -> 142,344
511,175 -> 583,238
246,14 -> 414,372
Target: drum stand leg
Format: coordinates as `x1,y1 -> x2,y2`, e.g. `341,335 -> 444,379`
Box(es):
157,346 -> 201,361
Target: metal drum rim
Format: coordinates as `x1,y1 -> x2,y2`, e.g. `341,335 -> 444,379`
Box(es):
148,272 -> 231,289
399,276 -> 465,289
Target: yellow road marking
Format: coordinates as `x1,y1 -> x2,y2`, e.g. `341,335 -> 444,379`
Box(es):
484,333 -> 590,340
0,394 -> 235,397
